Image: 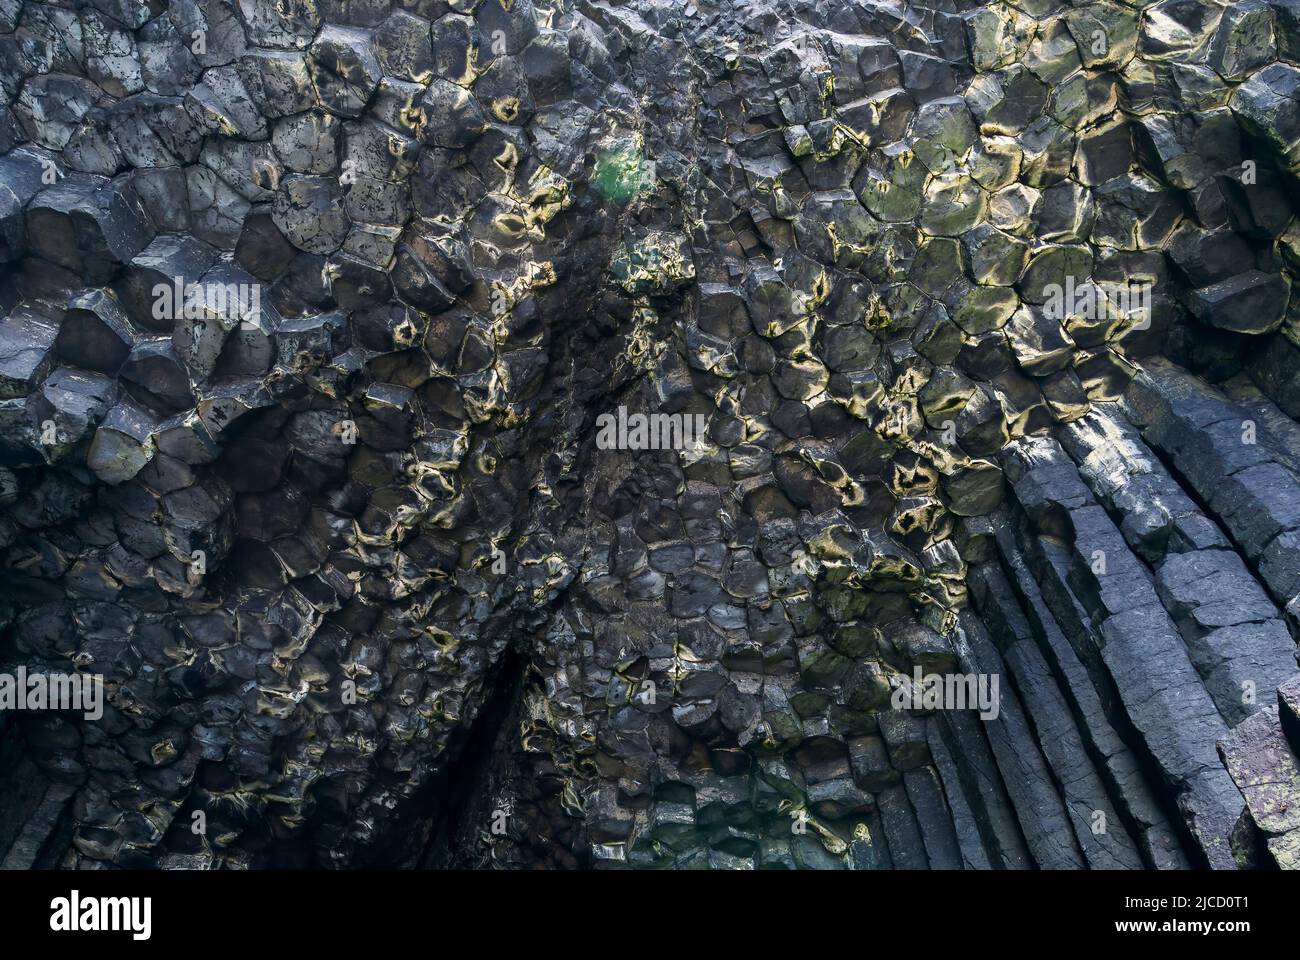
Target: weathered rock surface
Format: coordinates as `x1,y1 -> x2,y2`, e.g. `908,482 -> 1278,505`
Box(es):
0,0 -> 1298,872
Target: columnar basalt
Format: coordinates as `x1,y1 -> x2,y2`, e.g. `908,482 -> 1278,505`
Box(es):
1,0 -> 1299,871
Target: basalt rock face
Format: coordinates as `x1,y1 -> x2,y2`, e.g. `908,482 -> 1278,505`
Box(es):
0,0 -> 1299,872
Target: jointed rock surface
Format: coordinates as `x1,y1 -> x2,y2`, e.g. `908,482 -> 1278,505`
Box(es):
1,0 -> 1299,870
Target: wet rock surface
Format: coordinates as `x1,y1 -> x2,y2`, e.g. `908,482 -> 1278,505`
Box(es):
0,0 -> 1298,870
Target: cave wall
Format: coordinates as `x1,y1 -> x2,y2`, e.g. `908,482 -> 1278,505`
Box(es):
0,0 -> 1299,869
